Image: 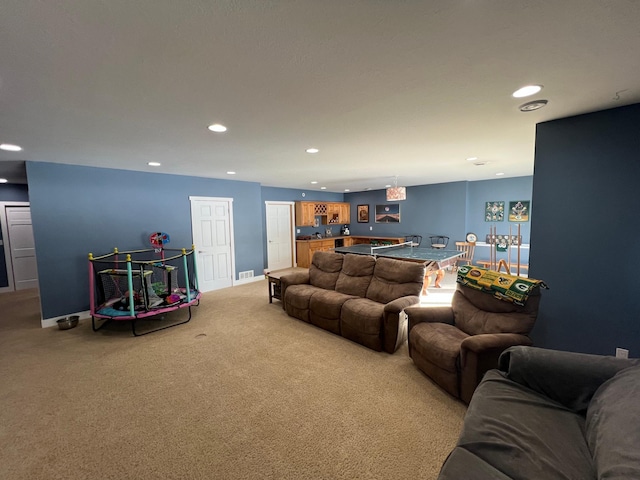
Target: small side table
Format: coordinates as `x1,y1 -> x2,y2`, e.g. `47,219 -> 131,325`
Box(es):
267,272 -> 283,303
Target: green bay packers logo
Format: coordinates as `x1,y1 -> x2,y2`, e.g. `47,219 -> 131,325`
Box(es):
513,282 -> 530,292
458,265 -> 472,275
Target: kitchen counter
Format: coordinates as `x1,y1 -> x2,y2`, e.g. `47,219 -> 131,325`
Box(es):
295,236 -> 405,268
296,235 -> 405,243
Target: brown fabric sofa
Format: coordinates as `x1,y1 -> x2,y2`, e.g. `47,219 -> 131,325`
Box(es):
281,251 -> 425,353
405,282 -> 540,403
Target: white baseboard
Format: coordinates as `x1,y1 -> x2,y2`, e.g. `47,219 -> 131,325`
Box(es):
234,275 -> 265,286
42,309 -> 91,329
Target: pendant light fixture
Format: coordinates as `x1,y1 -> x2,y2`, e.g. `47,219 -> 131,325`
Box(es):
386,176 -> 406,201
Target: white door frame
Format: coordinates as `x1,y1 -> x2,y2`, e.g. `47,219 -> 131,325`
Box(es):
189,196 -> 236,289
265,201 -> 297,270
0,201 -> 31,293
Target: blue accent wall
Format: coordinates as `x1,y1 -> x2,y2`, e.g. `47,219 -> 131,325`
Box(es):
0,184 -> 30,287
21,157 -> 541,329
466,177 -> 532,264
345,178 -> 532,252
531,103 -> 640,355
26,162 -> 264,319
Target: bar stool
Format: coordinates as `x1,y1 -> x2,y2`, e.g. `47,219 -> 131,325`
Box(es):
430,235 -> 449,249
405,235 -> 422,246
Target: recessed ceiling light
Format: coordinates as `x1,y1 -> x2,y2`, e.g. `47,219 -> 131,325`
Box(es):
306,148 -> 319,154
519,99 -> 548,112
0,178 -> 8,183
208,124 -> 227,133
147,162 -> 161,167
344,189 -> 350,192
466,157 -> 478,162
385,184 -> 391,188
227,171 -> 236,175
320,187 -> 327,190
496,172 -> 505,176
310,181 -> 318,184
512,85 -> 543,98
0,143 -> 22,151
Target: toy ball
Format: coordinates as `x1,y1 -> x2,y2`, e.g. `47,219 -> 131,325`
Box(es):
166,294 -> 181,304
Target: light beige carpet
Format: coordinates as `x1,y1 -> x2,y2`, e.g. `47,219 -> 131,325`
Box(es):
0,282 -> 466,480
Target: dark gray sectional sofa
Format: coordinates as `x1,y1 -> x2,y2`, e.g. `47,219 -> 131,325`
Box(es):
438,346 -> 640,480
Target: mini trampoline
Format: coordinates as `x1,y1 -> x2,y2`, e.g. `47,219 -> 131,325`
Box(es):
88,246 -> 201,336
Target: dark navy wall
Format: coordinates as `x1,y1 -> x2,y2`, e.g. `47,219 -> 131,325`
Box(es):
531,103 -> 640,355
26,162 -> 264,319
0,184 -> 29,201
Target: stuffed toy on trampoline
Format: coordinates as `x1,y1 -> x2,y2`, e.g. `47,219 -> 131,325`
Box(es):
88,233 -> 200,336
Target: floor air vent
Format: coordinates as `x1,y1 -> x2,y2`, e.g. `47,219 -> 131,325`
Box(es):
239,270 -> 254,280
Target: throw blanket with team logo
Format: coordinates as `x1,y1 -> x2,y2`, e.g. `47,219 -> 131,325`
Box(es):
456,265 -> 548,306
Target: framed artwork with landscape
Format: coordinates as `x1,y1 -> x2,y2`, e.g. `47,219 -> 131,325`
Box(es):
375,204 -> 400,223
357,204 -> 369,223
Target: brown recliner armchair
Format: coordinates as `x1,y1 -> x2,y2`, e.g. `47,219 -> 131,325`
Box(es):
404,282 -> 541,404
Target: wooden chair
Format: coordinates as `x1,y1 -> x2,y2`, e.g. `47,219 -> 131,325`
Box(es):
454,241 -> 475,271
430,235 -> 449,249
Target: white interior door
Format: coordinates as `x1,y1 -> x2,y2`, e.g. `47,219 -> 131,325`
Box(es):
6,206 -> 39,290
266,202 -> 294,271
190,197 -> 234,292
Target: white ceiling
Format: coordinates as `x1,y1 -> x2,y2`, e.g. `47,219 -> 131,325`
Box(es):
1,1 -> 639,190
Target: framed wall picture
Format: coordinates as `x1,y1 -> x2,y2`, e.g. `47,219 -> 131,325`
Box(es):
375,204 -> 400,223
485,201 -> 504,222
357,204 -> 369,223
509,200 -> 530,222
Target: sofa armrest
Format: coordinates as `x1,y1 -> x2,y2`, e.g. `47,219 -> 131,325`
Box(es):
458,334 -> 533,404
280,272 -> 310,308
404,306 -> 454,333
382,296 -> 420,354
461,333 -> 533,356
498,346 -> 640,414
384,296 -> 420,315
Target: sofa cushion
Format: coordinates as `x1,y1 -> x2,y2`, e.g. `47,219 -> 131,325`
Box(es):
585,365 -> 640,480
454,370 -> 595,480
366,257 -> 424,304
310,289 -> 356,319
341,298 -> 385,335
452,285 -> 538,336
309,251 -> 344,290
438,447 -> 513,480
309,290 -> 356,335
410,322 -> 468,373
335,253 -> 375,297
284,284 -> 322,322
340,298 -> 386,351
